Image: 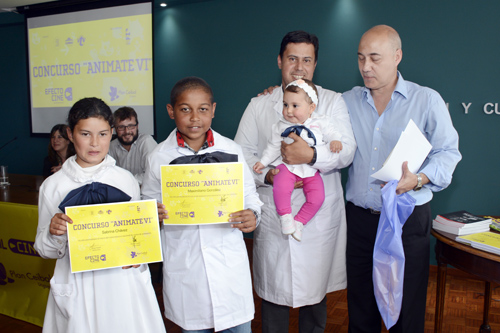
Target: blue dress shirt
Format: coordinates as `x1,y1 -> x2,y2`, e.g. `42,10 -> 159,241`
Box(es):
342,72 -> 462,210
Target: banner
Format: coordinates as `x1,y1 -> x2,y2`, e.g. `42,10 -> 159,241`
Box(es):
161,163 -> 244,225
0,202 -> 55,327
66,199 -> 162,273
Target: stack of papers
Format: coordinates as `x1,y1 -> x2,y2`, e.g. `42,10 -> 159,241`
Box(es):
483,216 -> 500,233
432,211 -> 491,236
456,232 -> 500,256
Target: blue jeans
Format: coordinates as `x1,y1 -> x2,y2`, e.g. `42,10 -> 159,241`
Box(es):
182,321 -> 251,333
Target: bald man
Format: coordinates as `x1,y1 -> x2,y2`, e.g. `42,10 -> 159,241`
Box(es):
342,25 -> 461,332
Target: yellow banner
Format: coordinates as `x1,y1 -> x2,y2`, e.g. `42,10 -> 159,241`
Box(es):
65,199 -> 162,273
161,163 -> 244,225
0,202 -> 55,327
29,14 -> 153,107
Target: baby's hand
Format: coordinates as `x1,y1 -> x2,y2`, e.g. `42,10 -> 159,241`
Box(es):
253,162 -> 265,174
330,140 -> 343,153
49,213 -> 73,236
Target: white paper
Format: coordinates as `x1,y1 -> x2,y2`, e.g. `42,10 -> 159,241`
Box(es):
371,119 -> 432,182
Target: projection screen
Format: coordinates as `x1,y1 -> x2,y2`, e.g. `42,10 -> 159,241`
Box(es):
27,2 -> 154,135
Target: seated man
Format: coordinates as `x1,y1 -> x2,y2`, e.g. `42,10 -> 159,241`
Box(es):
109,106 -> 157,185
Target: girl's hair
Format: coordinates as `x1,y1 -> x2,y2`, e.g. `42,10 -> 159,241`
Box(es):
284,78 -> 318,104
170,76 -> 213,106
47,124 -> 75,165
67,97 -> 113,131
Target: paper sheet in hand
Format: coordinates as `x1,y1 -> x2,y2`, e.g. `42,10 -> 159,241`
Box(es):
66,199 -> 162,273
161,163 -> 243,225
371,119 -> 432,182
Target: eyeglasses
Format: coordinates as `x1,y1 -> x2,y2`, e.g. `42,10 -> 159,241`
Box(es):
116,124 -> 137,132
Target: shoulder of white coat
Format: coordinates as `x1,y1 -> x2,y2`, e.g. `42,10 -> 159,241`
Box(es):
212,130 -> 241,151
105,166 -> 139,196
248,87 -> 282,107
39,170 -> 66,195
316,85 -> 342,101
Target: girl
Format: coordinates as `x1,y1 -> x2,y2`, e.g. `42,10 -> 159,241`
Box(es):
43,124 -> 75,177
253,79 -> 342,241
34,97 -> 165,333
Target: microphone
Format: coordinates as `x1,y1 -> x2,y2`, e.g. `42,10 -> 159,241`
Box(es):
0,137 -> 17,151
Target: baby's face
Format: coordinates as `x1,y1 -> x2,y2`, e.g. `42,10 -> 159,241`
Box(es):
282,90 -> 315,124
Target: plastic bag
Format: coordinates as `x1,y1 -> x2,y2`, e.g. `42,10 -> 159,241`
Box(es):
373,180 -> 416,329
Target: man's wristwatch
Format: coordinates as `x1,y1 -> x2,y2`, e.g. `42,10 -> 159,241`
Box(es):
250,209 -> 261,224
413,173 -> 423,191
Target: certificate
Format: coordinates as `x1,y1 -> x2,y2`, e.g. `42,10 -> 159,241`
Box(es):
371,119 -> 432,182
65,199 -> 162,273
161,162 -> 243,225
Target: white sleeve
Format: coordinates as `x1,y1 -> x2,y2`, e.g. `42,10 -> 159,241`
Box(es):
34,182 -> 68,259
234,99 -> 270,186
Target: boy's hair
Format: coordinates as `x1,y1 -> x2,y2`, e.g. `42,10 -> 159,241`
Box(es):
285,78 -> 318,104
279,30 -> 319,62
114,106 -> 138,124
67,97 -> 113,131
170,76 -> 214,106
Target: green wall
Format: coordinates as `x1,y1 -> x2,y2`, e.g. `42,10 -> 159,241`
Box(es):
1,0 -> 498,228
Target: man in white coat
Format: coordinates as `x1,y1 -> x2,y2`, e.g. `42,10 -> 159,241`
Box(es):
235,30 -> 356,332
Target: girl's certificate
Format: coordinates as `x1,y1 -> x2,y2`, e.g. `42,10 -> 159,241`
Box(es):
65,199 -> 162,273
161,162 -> 243,225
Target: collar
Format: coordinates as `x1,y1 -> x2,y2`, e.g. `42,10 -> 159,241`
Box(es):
175,128 -> 214,151
362,71 -> 408,101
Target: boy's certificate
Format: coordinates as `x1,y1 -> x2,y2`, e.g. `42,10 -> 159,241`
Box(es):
65,199 -> 162,273
161,162 -> 243,225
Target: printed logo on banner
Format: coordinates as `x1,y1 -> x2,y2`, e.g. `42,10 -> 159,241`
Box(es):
45,87 -> 73,103
65,87 -> 73,101
0,263 -> 15,285
109,86 -> 119,101
8,239 -> 40,257
2,263 -> 52,289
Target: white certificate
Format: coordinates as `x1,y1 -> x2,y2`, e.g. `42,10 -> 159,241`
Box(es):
371,119 -> 432,182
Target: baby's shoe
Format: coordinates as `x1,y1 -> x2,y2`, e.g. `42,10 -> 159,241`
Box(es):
292,222 -> 304,242
280,214 -> 295,235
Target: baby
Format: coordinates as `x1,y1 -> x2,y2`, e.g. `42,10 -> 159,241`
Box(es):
253,78 -> 342,241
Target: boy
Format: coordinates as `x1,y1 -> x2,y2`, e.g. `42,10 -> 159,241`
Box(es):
141,77 -> 261,332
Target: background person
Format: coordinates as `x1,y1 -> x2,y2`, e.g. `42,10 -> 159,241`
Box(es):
342,25 -> 461,333
235,30 -> 356,332
43,124 -> 75,178
108,106 -> 157,185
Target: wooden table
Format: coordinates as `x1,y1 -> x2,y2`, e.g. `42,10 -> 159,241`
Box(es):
433,228 -> 500,333
0,173 -> 44,205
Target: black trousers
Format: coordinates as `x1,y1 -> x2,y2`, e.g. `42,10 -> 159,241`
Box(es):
261,297 -> 327,333
346,201 -> 431,333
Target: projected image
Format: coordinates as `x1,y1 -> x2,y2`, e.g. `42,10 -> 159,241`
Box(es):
27,3 -> 154,135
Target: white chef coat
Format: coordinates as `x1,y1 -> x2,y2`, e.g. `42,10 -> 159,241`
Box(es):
260,114 -> 342,178
34,155 -> 166,333
141,129 -> 261,331
235,85 -> 356,308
